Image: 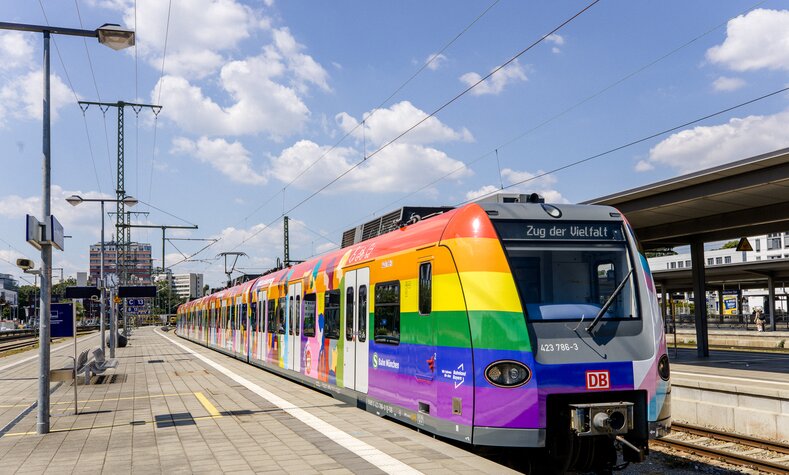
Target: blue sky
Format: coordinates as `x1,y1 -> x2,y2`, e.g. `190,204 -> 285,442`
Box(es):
1,0 -> 788,288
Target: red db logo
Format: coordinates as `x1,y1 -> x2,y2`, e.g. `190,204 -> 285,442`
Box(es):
586,370 -> 610,390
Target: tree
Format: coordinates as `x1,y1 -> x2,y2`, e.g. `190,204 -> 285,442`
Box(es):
645,247 -> 677,258
720,240 -> 739,249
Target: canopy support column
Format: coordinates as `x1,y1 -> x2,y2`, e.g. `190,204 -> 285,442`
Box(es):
690,239 -> 709,357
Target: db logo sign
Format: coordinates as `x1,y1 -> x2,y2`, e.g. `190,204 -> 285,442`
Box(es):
586,370 -> 610,390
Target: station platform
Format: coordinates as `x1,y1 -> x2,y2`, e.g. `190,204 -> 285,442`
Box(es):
669,347 -> 789,442
0,327 -> 511,474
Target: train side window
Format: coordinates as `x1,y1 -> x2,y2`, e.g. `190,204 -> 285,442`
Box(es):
288,296 -> 294,335
303,294 -> 316,337
241,303 -> 248,330
267,299 -> 275,333
250,302 -> 257,332
358,285 -> 367,342
324,290 -> 341,340
374,281 -> 400,345
295,295 -> 301,336
418,262 -> 432,315
277,297 -> 286,334
345,287 -> 355,341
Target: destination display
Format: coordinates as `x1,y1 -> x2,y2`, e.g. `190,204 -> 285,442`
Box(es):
494,221 -> 625,241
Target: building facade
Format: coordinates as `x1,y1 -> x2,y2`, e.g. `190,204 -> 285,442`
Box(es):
0,273 -> 18,306
172,273 -> 204,300
153,272 -> 204,300
89,241 -> 153,285
647,233 -> 789,316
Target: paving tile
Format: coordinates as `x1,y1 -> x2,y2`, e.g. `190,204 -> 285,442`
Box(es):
0,328 -> 513,475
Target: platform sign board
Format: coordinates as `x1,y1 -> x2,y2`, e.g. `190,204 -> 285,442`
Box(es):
26,214 -> 43,250
125,298 -> 147,315
51,302 -> 75,338
118,286 -> 157,298
45,215 -> 65,251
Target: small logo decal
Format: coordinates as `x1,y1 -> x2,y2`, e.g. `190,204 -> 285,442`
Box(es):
372,352 -> 378,369
586,370 -> 610,390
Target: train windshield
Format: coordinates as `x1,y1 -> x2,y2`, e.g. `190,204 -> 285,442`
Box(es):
494,220 -> 638,322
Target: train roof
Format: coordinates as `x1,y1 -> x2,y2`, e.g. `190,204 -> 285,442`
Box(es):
179,199 -> 626,311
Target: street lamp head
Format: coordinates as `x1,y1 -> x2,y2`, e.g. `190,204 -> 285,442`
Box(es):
96,23 -> 135,51
122,195 -> 138,207
66,195 -> 83,206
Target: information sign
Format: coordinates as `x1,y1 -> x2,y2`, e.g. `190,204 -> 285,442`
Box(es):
51,302 -> 75,338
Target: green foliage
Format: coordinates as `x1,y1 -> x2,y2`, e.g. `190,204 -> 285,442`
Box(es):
645,247 -> 677,258
720,240 -> 739,249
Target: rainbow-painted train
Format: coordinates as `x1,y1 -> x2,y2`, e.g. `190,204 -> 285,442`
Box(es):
177,196 -> 671,473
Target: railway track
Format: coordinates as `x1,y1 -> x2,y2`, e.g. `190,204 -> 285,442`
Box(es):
0,329 -> 98,353
652,422 -> 789,474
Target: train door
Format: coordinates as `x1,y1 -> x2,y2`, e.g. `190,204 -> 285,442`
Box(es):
343,268 -> 370,392
233,295 -> 240,353
287,282 -> 302,372
254,290 -> 266,362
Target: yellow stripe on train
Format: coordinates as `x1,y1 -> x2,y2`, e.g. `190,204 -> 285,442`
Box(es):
458,271 -> 522,312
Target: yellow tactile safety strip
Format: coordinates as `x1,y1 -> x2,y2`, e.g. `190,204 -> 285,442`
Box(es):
1,392 -> 223,437
0,392 -> 193,408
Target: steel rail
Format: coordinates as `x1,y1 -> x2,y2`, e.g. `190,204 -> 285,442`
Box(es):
653,424 -> 789,474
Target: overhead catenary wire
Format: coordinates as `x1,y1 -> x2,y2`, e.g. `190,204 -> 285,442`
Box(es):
37,0 -> 107,194
234,0 -> 503,228
276,0 -> 601,232
325,0 -> 770,237
73,0 -> 107,193
458,84 -> 789,205
190,0 -> 601,276
147,0 -> 174,206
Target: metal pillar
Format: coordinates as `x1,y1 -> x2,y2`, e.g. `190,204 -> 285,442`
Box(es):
100,201 -> 106,352
768,274 -> 776,332
284,216 -> 290,267
38,30 -> 52,435
690,239 -> 709,357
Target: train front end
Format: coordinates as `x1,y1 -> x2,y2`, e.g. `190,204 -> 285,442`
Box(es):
443,199 -> 671,473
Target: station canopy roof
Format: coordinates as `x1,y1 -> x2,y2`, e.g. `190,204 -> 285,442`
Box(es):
584,147 -> 789,250
649,259 -> 789,291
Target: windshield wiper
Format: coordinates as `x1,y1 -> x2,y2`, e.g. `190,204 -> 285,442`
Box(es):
586,268 -> 634,334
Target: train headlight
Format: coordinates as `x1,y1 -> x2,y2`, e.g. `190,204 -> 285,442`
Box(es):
658,354 -> 670,381
485,360 -> 531,388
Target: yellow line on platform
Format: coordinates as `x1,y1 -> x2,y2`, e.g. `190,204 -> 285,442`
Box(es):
0,392 -> 191,408
2,392 -> 223,437
194,392 -> 221,417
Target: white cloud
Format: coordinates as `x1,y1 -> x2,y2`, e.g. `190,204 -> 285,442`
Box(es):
0,69 -> 73,126
546,33 -> 565,46
546,33 -> 564,54
111,0 -> 262,78
0,32 -> 34,70
267,139 -> 471,193
707,9 -> 789,72
272,28 -> 331,93
0,186 -> 116,237
643,111 -> 789,173
335,101 -> 473,146
171,137 -> 267,185
634,160 -> 654,172
712,76 -> 746,92
425,53 -> 447,71
465,168 -> 566,203
460,60 -> 527,95
154,65 -> 309,138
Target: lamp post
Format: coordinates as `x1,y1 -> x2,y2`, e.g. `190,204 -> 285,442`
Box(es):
0,21 -> 135,436
66,195 -> 137,357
